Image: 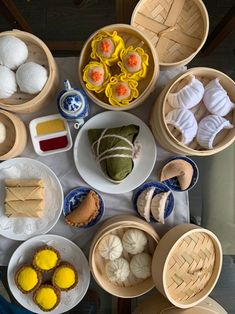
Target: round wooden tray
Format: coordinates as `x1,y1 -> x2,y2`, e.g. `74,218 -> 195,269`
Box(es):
0,109 -> 27,160
78,24 -> 159,111
0,29 -> 59,114
131,0 -> 209,68
89,215 -> 160,298
152,224 -> 222,308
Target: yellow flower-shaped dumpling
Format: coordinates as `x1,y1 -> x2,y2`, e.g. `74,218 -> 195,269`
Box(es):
118,46 -> 149,81
105,75 -> 139,107
83,61 -> 111,93
91,31 -> 125,66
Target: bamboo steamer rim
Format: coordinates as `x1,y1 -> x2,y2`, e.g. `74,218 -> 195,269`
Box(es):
152,224 -> 222,308
0,29 -> 56,110
89,215 -> 160,298
0,109 -> 27,160
157,67 -> 235,155
131,0 -> 209,67
78,23 -> 159,111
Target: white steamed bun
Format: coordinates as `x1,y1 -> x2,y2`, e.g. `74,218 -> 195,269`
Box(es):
0,35 -> 28,70
0,65 -> 17,98
16,62 -> 48,94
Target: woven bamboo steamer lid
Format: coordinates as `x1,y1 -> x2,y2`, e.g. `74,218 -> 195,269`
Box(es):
0,109 -> 27,160
131,0 -> 209,69
152,224 -> 222,309
158,68 -> 235,156
89,215 -> 160,298
0,29 -> 59,114
133,294 -> 227,314
78,24 -> 159,111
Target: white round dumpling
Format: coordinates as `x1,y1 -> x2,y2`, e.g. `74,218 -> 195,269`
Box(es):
130,253 -> 152,279
0,36 -> 28,70
16,62 -> 48,94
98,234 -> 123,260
105,257 -> 130,283
122,229 -> 147,254
0,65 -> 17,98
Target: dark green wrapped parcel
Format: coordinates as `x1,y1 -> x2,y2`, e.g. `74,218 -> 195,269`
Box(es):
88,124 -> 139,183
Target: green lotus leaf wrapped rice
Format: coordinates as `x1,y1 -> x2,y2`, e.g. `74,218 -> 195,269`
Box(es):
88,124 -> 140,183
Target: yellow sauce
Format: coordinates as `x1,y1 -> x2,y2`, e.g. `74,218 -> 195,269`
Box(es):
36,119 -> 65,136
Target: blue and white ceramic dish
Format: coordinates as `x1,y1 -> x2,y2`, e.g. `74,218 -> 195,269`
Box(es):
63,186 -> 104,228
133,181 -> 174,223
161,156 -> 199,192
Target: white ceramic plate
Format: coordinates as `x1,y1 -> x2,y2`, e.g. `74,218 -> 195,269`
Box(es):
7,234 -> 90,314
73,111 -> 157,194
0,158 -> 63,240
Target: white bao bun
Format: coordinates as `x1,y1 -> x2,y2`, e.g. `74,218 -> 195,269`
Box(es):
0,65 -> 17,99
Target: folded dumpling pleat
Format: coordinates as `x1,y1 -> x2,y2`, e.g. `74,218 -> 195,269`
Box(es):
88,124 -> 139,183
136,187 -> 155,222
203,78 -> 235,116
150,191 -> 170,224
196,115 -> 233,149
165,109 -> 198,145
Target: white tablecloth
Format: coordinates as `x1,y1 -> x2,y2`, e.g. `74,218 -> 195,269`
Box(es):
0,57 -> 189,266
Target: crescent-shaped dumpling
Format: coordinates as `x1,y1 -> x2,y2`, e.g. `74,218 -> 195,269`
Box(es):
136,187 -> 155,222
150,191 -> 170,224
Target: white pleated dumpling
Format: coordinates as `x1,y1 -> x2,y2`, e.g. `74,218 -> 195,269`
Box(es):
197,115 -> 233,149
165,109 -> 198,145
136,187 -> 155,222
122,229 -> 147,254
203,78 -> 235,116
130,253 -> 151,279
98,234 -> 123,260
150,191 -> 170,224
0,36 -> 28,70
105,257 -> 130,282
168,75 -> 204,109
0,65 -> 17,98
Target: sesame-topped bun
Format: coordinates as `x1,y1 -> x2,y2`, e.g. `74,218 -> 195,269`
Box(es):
15,264 -> 42,294
33,284 -> 60,312
52,262 -> 78,291
32,246 -> 60,272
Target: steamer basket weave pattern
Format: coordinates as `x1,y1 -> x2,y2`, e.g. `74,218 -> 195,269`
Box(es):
131,0 -> 209,67
166,232 -> 215,302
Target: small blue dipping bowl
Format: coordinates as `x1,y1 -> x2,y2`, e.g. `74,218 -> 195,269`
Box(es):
133,181 -> 174,223
63,186 -> 104,228
161,156 -> 199,192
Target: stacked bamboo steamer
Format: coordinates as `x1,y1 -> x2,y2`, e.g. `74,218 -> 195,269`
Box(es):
79,24 -> 159,110
90,216 -> 222,309
150,68 -> 235,156
0,29 -> 59,114
0,109 -> 27,160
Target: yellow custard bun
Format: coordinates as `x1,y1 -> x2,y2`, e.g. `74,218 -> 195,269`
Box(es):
15,265 -> 42,294
83,61 -> 111,93
105,74 -> 139,107
52,262 -> 78,291
118,46 -> 149,81
32,246 -> 60,272
91,31 -> 125,66
33,284 -> 60,312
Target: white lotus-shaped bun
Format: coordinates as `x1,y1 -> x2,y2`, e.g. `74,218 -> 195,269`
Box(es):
203,78 -> 235,116
130,253 -> 151,279
197,115 -> 233,149
0,36 -> 28,70
136,187 -> 155,222
16,62 -> 48,94
122,229 -> 147,255
0,65 -> 17,98
105,257 -> 130,282
98,234 -> 123,261
168,75 -> 204,109
165,109 -> 198,145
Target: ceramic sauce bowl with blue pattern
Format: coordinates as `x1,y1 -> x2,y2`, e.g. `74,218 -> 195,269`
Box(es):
64,186 -> 104,228
57,80 -> 89,129
133,181 -> 174,223
161,156 -> 199,192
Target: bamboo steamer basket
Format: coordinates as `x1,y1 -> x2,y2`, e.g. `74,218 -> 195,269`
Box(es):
78,24 -> 159,111
150,68 -> 235,156
89,215 -> 160,298
133,294 -> 227,314
0,109 -> 27,160
0,30 -> 59,114
131,0 -> 209,69
152,224 -> 222,309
